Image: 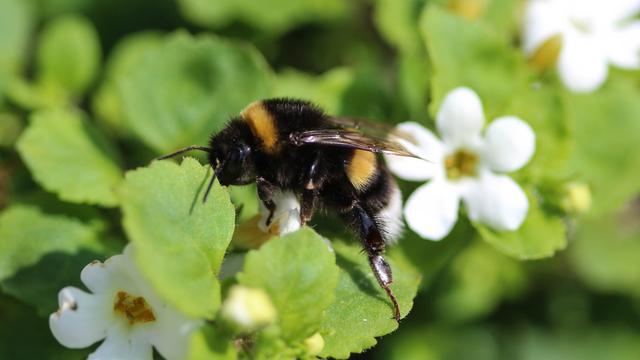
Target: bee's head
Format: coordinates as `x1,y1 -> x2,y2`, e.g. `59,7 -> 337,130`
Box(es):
208,120 -> 256,186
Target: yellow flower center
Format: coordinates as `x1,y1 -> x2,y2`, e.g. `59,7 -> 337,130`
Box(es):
445,149 -> 478,180
113,291 -> 156,325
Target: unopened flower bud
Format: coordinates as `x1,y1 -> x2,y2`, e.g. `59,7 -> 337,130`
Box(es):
528,34 -> 563,72
561,182 -> 592,214
303,332 -> 325,356
220,285 -> 277,331
447,0 -> 488,20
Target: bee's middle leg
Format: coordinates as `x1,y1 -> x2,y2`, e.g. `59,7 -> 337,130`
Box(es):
299,154 -> 324,225
300,189 -> 317,226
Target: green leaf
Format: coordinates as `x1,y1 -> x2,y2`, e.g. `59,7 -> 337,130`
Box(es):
373,0 -> 431,122
0,294 -> 89,359
505,84 -> 572,179
0,205 -> 106,315
92,31 -> 163,135
237,228 -> 339,343
395,52 -> 431,123
394,218 -> 472,286
474,191 -> 567,259
562,78 -> 640,215
569,211 -> 640,297
373,0 -> 423,54
187,324 -> 237,360
511,326 -> 640,360
119,157 -> 235,318
435,240 -> 527,322
421,4 -> 572,179
34,0 -> 94,18
178,0 -> 351,34
118,31 -> 272,153
319,241 -> 421,359
421,5 -> 527,119
16,108 -> 123,207
0,112 -> 23,147
36,14 -> 101,98
482,0 -> 521,35
228,184 -> 259,223
0,0 -> 34,103
273,67 -> 354,115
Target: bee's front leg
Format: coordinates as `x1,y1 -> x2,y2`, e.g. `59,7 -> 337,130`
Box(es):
256,176 -> 277,226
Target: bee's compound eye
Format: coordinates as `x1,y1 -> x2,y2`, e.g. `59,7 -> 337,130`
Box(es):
231,145 -> 251,162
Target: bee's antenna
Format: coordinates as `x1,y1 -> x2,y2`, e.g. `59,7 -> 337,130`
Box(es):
155,145 -> 212,161
203,158 -> 226,203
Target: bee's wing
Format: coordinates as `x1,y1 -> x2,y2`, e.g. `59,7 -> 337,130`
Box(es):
326,116 -> 393,136
291,117 -> 426,159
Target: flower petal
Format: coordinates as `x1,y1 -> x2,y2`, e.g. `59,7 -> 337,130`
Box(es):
601,0 -> 640,23
80,254 -> 131,295
120,244 -> 165,310
49,287 -> 110,348
149,306 -> 199,360
385,122 -> 443,181
89,329 -> 153,360
462,172 -> 529,231
404,180 -> 461,241
436,87 -> 485,147
557,32 -> 609,92
522,0 -> 567,54
606,21 -> 640,69
482,116 -> 536,173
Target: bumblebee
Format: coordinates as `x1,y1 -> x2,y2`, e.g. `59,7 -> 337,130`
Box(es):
158,98 -> 422,321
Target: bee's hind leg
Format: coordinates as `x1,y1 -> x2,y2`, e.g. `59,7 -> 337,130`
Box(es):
347,202 -> 401,322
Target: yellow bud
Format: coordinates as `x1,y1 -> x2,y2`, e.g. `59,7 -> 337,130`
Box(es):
304,332 -> 325,356
447,0 -> 488,21
561,182 -> 592,214
220,285 -> 277,331
528,34 -> 563,72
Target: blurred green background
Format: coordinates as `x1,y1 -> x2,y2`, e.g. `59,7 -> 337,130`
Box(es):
1,0 -> 639,358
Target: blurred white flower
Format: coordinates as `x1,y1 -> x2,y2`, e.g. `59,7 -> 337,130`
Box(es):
219,285 -> 276,331
258,190 -> 301,236
49,244 -> 199,360
522,0 -> 640,92
385,87 -> 535,240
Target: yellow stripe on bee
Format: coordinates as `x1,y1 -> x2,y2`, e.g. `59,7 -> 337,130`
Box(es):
347,150 -> 377,190
241,101 -> 279,153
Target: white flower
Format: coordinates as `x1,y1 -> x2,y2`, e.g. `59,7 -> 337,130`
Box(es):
385,87 -> 535,240
257,189 -> 302,236
522,0 -> 640,92
49,244 -> 200,360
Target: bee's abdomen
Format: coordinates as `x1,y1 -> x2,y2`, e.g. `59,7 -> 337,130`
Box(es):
374,180 -> 403,243
346,149 -> 378,191
351,159 -> 404,243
